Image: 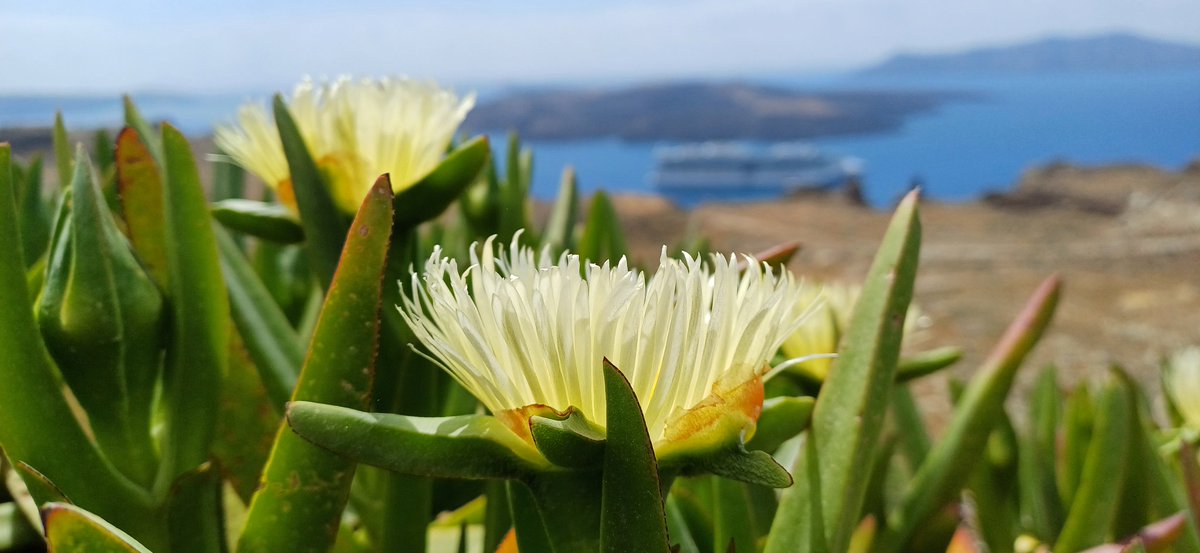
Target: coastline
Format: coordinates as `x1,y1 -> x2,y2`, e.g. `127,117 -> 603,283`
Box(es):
599,160 -> 1200,424
6,125 -> 1199,412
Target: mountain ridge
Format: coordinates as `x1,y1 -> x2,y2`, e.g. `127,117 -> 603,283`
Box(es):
860,32 -> 1200,75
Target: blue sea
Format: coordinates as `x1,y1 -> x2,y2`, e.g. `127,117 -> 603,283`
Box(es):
3,70 -> 1198,208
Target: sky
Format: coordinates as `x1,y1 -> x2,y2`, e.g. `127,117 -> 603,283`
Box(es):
2,0 -> 1199,95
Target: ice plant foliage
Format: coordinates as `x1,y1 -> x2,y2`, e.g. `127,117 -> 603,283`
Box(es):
398,235 -> 806,445
215,76 -> 475,213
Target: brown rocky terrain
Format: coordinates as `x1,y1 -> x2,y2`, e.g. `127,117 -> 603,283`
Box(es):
599,161 -> 1200,425
8,126 -> 1196,424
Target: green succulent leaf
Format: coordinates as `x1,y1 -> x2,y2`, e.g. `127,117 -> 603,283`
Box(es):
212,199 -> 305,243
52,112 -> 71,186
165,463 -> 224,553
393,135 -> 490,229
764,431 -> 828,553
123,95 -> 164,167
239,176 -> 394,553
578,191 -> 628,264
16,156 -> 50,266
157,123 -> 229,490
273,93 -> 348,289
211,151 -> 246,202
1017,367 -> 1065,543
539,165 -> 579,254
745,396 -> 814,453
37,146 -> 164,486
1060,382 -> 1095,509
215,226 -> 304,410
530,409 -> 606,470
880,276 -> 1061,553
599,359 -> 671,553
1055,372 -> 1133,553
712,477 -> 761,553
695,447 -> 793,489
498,132 -> 533,243
42,503 -> 153,553
287,402 -> 549,479
889,386 -> 931,467
896,346 -> 963,383
807,189 -> 922,553
0,142 -> 152,545
115,126 -> 170,288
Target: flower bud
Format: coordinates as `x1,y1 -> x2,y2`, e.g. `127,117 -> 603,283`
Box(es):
36,148 -> 163,482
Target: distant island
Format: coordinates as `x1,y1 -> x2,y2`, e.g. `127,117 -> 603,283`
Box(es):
465,82 -> 963,141
860,32 -> 1200,75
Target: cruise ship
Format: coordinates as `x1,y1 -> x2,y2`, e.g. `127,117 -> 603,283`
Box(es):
651,142 -> 861,193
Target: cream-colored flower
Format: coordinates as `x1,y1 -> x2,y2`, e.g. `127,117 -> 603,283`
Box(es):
398,235 -> 805,449
1165,346 -> 1200,431
214,76 -> 475,213
780,281 -> 925,381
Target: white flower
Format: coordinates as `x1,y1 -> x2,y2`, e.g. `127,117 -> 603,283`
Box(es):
780,281 -> 926,381
1165,346 -> 1200,431
214,76 -> 475,213
398,235 -> 805,447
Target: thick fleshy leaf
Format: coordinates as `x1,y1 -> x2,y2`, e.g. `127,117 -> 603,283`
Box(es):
670,482 -> 716,553
539,165 -> 579,254
809,189 -> 922,553
530,409 -> 606,469
696,447 -> 792,489
116,126 -> 170,288
287,402 -> 548,479
212,199 -> 305,243
599,359 -> 671,553
0,144 -> 152,539
123,96 -> 164,167
1183,441 -> 1200,539
848,516 -> 877,553
737,241 -> 800,272
211,152 -> 245,202
498,133 -> 533,243
896,347 -> 963,383
42,503 -> 153,553
507,481 -> 554,552
745,396 -> 814,453
1018,367 -> 1065,543
212,332 -> 280,501
1060,383 -> 1095,509
1077,513 -> 1188,553
1054,373 -> 1133,553
273,93 -> 347,289
216,226 -> 304,410
157,123 -> 229,487
393,136 -> 490,229
165,463 -> 223,553
36,146 -> 164,485
665,494 -> 704,553
484,481 -> 513,552
764,431 -> 828,553
578,190 -> 627,263
879,276 -> 1060,553
890,386 -> 931,467
712,477 -> 771,553
52,112 -> 71,186
16,156 -> 50,266
239,177 -> 394,553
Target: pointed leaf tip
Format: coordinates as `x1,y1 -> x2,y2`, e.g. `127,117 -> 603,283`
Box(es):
600,358 -> 671,553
